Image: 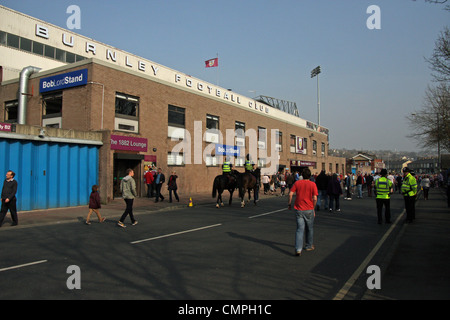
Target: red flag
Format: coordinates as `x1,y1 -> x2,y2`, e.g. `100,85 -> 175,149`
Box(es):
205,58 -> 218,68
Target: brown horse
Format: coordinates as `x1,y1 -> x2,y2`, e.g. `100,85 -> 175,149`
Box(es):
212,170 -> 239,208
237,168 -> 261,207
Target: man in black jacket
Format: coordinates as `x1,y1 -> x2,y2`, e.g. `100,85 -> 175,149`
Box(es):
154,168 -> 165,203
0,170 -> 18,227
315,170 -> 329,211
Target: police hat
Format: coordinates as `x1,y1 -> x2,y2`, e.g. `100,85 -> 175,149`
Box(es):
403,167 -> 411,173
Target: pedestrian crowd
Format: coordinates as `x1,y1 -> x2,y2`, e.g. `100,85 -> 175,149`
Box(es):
283,166 -> 450,256
1,166 -> 449,260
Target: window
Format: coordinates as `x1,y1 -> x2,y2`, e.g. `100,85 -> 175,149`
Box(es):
44,45 -> 55,59
42,92 -> 63,117
168,105 -> 185,128
235,121 -> 245,137
235,121 -> 245,146
66,52 -> 76,63
206,114 -> 219,130
258,127 -> 266,149
42,92 -> 63,128
55,48 -> 65,62
168,105 -> 185,139
0,31 -> 6,45
290,135 -> 296,153
205,114 -> 219,143
20,37 -> 32,52
321,142 -> 326,156
115,93 -> 139,118
168,152 -> 184,166
7,33 -> 19,49
312,140 -> 317,155
0,31 -> 85,63
235,156 -> 245,167
276,131 -> 282,151
115,92 -> 139,133
32,41 -> 44,55
4,100 -> 18,122
205,155 -> 218,166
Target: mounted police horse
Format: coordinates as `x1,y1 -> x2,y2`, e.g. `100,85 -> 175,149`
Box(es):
212,170 -> 239,208
237,168 -> 261,207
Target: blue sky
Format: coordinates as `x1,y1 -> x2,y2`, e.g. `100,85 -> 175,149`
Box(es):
2,0 -> 449,153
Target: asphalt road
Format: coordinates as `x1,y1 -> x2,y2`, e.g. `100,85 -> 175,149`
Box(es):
0,193 -> 406,300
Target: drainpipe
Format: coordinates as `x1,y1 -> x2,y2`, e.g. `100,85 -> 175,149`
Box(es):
18,66 -> 41,125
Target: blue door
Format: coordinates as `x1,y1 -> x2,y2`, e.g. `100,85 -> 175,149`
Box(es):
0,138 -> 99,211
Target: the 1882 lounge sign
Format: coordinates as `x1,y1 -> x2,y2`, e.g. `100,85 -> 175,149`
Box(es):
39,69 -> 88,93
110,135 -> 148,152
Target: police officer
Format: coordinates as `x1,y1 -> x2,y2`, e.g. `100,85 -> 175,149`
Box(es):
401,167 -> 417,223
244,154 -> 254,173
374,169 -> 393,224
222,156 -> 232,175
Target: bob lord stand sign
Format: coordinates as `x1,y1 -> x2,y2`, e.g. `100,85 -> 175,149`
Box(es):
39,69 -> 88,93
110,135 -> 148,152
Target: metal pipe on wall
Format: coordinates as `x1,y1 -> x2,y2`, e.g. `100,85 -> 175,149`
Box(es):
18,66 -> 41,124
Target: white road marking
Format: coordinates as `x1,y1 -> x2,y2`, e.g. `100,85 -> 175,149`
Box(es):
130,224 -> 223,244
248,208 -> 287,219
0,260 -> 48,272
333,209 -> 405,300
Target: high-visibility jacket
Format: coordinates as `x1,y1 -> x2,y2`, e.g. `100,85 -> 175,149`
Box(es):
375,177 -> 392,199
401,173 -> 417,197
245,160 -> 254,171
222,161 -> 231,173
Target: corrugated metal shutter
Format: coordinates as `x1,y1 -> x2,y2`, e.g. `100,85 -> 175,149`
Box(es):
0,138 -> 99,211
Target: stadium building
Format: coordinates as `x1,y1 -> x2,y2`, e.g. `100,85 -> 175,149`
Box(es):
0,5 -> 345,210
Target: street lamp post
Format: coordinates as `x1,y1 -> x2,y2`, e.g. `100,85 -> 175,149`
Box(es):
311,66 -> 321,126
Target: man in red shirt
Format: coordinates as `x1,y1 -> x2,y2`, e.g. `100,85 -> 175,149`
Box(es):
288,168 -> 318,256
144,169 -> 154,198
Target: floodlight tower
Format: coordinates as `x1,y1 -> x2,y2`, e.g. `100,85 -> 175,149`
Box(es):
311,66 -> 321,125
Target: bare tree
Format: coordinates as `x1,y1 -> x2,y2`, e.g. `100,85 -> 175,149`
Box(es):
412,0 -> 447,4
407,84 -> 450,153
426,27 -> 450,83
412,0 -> 450,11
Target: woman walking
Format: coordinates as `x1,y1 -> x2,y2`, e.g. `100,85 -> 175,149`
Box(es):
85,185 -> 106,224
168,171 -> 180,203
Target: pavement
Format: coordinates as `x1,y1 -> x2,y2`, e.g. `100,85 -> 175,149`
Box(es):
0,191 -> 220,229
363,187 -> 450,300
1,187 -> 449,300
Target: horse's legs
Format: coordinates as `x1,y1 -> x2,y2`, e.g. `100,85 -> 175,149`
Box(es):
216,191 -> 222,208
239,188 -> 245,207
